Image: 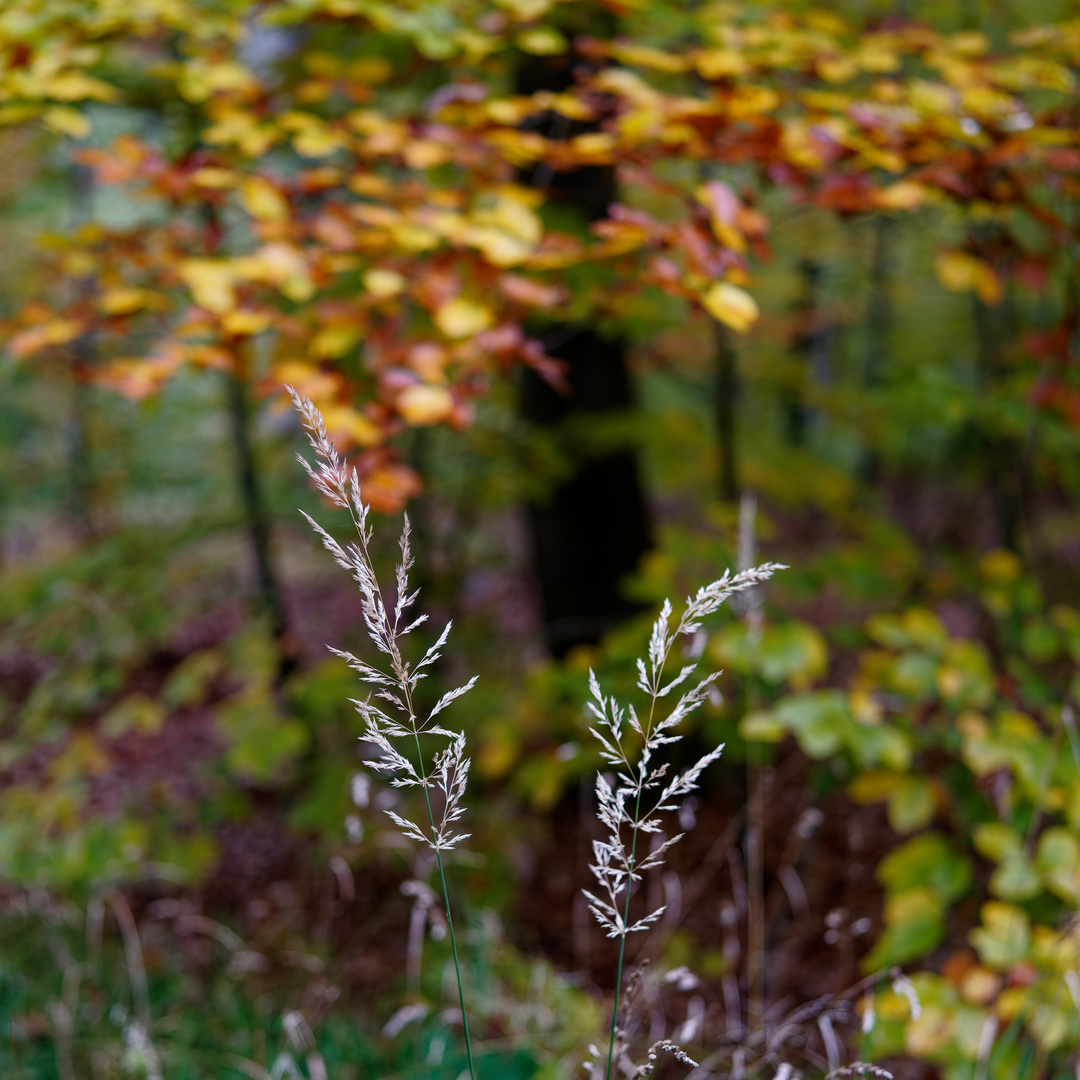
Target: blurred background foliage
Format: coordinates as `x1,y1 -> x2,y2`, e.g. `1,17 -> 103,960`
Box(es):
1,0 -> 1080,1077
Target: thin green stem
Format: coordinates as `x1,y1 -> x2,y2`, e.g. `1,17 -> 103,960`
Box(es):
606,685 -> 661,1080
410,720 -> 475,1080
605,800 -> 641,1080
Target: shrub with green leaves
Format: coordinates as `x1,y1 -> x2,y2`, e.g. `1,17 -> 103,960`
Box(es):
741,547 -> 1080,1079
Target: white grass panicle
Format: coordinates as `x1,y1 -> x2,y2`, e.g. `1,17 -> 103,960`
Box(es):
585,563 -> 785,1079
289,387 -> 476,1078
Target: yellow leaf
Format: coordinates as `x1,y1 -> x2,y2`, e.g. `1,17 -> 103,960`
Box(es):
694,48 -> 749,80
568,132 -> 618,160
980,548 -> 1021,583
0,104 -> 41,127
434,297 -> 494,338
466,226 -> 533,267
178,260 -> 236,314
99,288 -> 157,316
702,282 -> 759,334
402,140 -> 453,169
240,177 -> 289,222
222,309 -> 271,337
309,325 -> 360,359
610,43 -> 690,73
42,106 -> 90,140
950,30 -> 991,56
390,222 -> 441,252
293,124 -> 347,158
8,319 -> 83,359
873,180 -> 927,210
935,250 -> 1003,305
233,243 -> 312,301
485,129 -> 546,166
273,360 -> 340,402
397,384 -> 455,426
348,57 -> 393,84
855,42 -> 901,74
364,268 -> 407,298
191,167 -> 240,188
728,85 -> 780,118
321,405 -> 382,447
46,72 -> 119,103
487,188 -> 543,241
850,770 -> 901,804
817,57 -> 857,83
495,0 -> 554,18
517,28 -> 567,56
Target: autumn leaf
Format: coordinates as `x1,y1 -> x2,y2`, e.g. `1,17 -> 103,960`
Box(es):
935,250 -> 1004,305
240,177 -> 290,222
702,281 -> 759,334
873,180 -> 928,211
397,383 -> 455,426
321,405 -> 382,447
434,297 -> 494,339
8,319 -> 84,359
178,260 -> 237,314
361,462 -> 422,514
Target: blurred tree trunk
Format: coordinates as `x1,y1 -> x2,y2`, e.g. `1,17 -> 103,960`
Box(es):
224,353 -> 294,681
517,49 -> 652,658
785,258 -> 831,448
859,216 -> 895,484
715,323 -> 740,503
67,163 -> 96,541
974,291 -> 1023,551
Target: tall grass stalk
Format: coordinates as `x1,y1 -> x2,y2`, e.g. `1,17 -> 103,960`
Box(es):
583,563 -> 784,1078
289,388 -> 476,1079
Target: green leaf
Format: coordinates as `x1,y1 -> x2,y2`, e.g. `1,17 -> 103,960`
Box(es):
970,901 -> 1030,970
772,690 -> 852,759
739,710 -> 786,742
162,649 -> 223,708
878,832 -> 972,902
1035,827 -> 1080,902
99,693 -> 165,738
756,621 -> 828,685
226,719 -> 309,782
864,886 -> 946,969
891,651 -> 939,699
988,855 -> 1040,901
1021,617 -> 1059,663
973,823 -> 1024,862
887,776 -> 936,833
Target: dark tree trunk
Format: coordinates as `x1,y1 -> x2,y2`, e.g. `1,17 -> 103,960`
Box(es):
859,216 -> 894,484
974,292 -> 1023,550
224,359 -> 294,681
520,332 -> 652,657
515,50 -> 652,658
715,323 -> 740,503
785,258 -> 831,448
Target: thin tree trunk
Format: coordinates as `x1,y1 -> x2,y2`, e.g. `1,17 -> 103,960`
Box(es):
224,354 -> 294,680
66,370 -> 94,541
859,216 -> 894,484
971,223 -> 1023,550
67,162 -> 96,541
785,259 -> 830,447
715,323 -> 740,503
